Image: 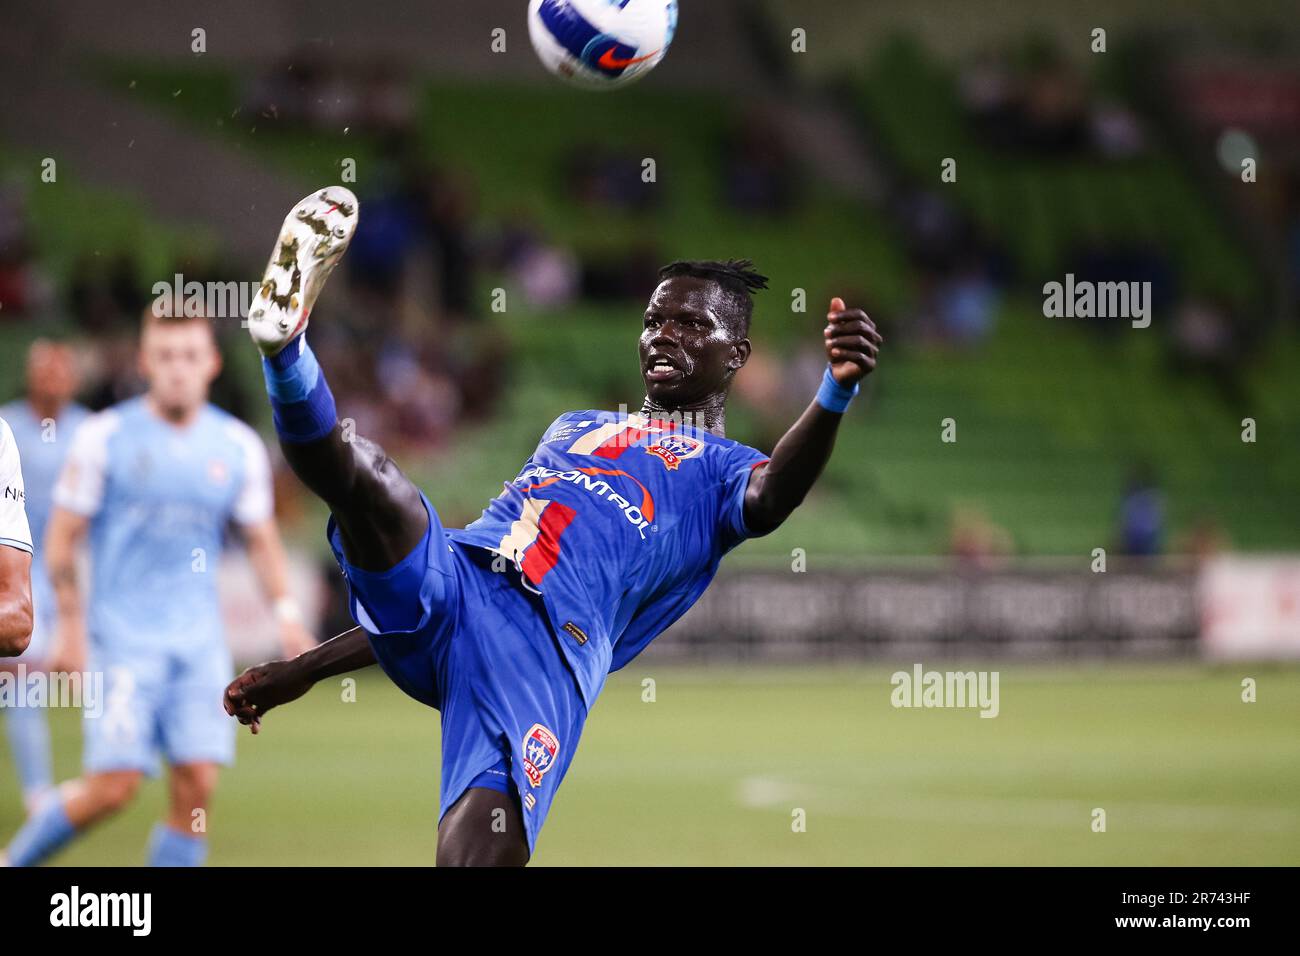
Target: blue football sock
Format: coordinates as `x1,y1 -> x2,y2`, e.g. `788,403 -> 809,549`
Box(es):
5,797 -> 76,867
146,823 -> 208,867
262,333 -> 338,444
4,703 -> 52,805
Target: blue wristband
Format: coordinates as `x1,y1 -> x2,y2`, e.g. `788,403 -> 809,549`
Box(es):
815,365 -> 858,413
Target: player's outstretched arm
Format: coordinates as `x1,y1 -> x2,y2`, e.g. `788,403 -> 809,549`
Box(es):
0,546 -> 33,657
742,297 -> 881,537
223,625 -> 376,734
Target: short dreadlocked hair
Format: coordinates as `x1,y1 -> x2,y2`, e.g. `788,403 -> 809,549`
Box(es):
656,258 -> 768,338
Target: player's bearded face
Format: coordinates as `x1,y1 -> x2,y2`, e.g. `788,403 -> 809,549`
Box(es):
640,278 -> 746,407
140,320 -> 221,417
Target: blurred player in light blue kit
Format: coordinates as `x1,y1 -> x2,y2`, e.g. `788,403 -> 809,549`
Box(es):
1,308 -> 314,867
0,341 -> 88,814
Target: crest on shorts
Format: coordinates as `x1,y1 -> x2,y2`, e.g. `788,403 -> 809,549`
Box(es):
645,435 -> 704,471
522,723 -> 560,788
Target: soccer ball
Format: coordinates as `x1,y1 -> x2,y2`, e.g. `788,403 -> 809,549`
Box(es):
527,0 -> 678,90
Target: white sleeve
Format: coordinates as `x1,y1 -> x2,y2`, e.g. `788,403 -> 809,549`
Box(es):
228,422 -> 274,527
52,410 -> 119,518
0,419 -> 33,554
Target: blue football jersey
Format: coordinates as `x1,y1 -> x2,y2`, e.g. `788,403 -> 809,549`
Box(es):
446,411 -> 769,705
0,400 -> 90,620
52,397 -> 274,651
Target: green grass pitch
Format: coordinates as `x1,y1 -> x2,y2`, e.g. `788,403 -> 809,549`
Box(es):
3,664 -> 1297,865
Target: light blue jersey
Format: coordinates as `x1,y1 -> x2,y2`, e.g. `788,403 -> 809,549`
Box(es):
53,396 -> 273,652
52,396 -> 273,774
0,399 -> 89,657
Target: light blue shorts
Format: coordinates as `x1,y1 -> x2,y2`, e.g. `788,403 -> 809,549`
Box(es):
83,639 -> 235,777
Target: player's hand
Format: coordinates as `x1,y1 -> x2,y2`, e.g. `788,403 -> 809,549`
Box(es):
223,660 -> 314,734
278,619 -> 317,659
46,620 -> 87,675
823,296 -> 883,387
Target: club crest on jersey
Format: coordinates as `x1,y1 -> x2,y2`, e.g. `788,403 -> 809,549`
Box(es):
522,723 -> 560,788
645,435 -> 704,470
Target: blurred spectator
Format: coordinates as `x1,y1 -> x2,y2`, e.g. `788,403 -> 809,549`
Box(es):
721,112 -> 797,215
489,210 -> 579,310
937,259 -> 1000,346
69,251 -> 146,334
1118,465 -> 1165,557
375,336 -> 462,449
426,168 -> 480,320
959,41 -> 1143,160
580,242 -> 663,302
948,505 -> 1014,568
894,188 -> 972,275
1019,49 -> 1089,155
1065,236 -> 1178,340
1285,170 -> 1300,302
891,186 -> 1005,347
566,143 -> 659,212
1166,296 -> 1248,409
1173,517 -> 1230,564
1171,297 -> 1233,360
346,141 -> 426,307
362,63 -> 416,135
1089,101 -> 1147,159
242,52 -> 414,135
0,183 -> 53,318
516,244 -> 581,309
959,54 -> 1019,145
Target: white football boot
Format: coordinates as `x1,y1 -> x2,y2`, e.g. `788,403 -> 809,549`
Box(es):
247,186 -> 359,357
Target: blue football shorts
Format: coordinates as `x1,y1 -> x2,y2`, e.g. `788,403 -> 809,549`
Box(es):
327,493 -> 588,855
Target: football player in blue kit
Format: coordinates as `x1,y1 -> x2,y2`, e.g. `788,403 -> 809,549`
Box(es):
223,186 -> 882,865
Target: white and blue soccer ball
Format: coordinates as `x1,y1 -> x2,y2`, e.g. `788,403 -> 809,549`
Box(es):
527,0 -> 678,89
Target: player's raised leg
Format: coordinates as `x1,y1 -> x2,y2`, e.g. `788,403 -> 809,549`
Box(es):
248,187 -> 427,572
